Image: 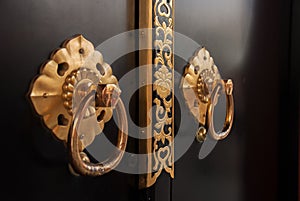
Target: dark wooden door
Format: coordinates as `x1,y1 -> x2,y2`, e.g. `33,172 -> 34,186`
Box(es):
1,0 -> 298,201
172,0 -> 299,201
1,0 -> 140,200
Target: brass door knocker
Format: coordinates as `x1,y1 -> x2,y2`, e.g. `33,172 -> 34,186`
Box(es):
28,35 -> 128,176
181,48 -> 234,142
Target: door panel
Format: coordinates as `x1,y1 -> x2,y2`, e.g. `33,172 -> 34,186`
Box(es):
172,0 -> 296,201
0,0 -> 138,200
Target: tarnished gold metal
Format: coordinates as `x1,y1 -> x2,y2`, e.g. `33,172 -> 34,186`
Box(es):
139,0 -> 174,188
28,35 -> 127,175
138,0 -> 154,189
182,48 -> 234,141
68,88 -> 128,176
28,35 -> 117,148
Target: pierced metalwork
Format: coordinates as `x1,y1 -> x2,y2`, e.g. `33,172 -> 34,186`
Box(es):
182,48 -> 234,142
139,0 -> 175,188
28,35 -> 128,176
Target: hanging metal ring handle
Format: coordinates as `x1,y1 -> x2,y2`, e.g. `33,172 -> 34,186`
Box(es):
28,35 -> 128,176
68,87 -> 128,176
182,47 -> 234,142
207,79 -> 234,141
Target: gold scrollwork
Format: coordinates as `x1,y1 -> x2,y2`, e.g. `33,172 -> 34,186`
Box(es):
152,0 -> 174,181
154,0 -> 172,18
139,0 -> 174,188
153,65 -> 172,99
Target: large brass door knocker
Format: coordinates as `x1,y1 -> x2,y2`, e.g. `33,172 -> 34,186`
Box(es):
182,48 -> 234,142
28,35 -> 128,176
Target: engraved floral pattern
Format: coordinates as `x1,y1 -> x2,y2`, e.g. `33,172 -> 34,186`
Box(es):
151,0 -> 174,181
154,65 -> 172,99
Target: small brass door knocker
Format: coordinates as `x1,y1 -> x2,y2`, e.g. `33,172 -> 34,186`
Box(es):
181,48 -> 234,142
28,35 -> 128,176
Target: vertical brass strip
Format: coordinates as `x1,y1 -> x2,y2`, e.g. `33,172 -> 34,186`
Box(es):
139,0 -> 154,188
139,0 -> 174,188
152,0 -> 174,180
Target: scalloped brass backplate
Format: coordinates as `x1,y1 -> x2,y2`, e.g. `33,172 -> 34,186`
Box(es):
28,35 -> 118,148
182,47 -> 234,142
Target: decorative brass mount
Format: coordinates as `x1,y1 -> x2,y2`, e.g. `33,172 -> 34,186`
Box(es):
138,0 -> 175,188
28,35 -> 128,176
182,48 -> 234,142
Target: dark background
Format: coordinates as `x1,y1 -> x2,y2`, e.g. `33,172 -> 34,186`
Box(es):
0,0 -> 299,201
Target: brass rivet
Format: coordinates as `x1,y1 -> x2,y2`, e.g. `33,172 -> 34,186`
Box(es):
43,93 -> 48,98
79,48 -> 84,54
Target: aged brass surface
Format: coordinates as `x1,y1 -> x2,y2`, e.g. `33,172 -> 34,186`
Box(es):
207,79 -> 234,140
182,48 -> 234,142
29,35 -> 117,148
29,35 -> 127,176
138,0 -> 154,189
139,0 -> 175,188
68,88 -> 128,176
